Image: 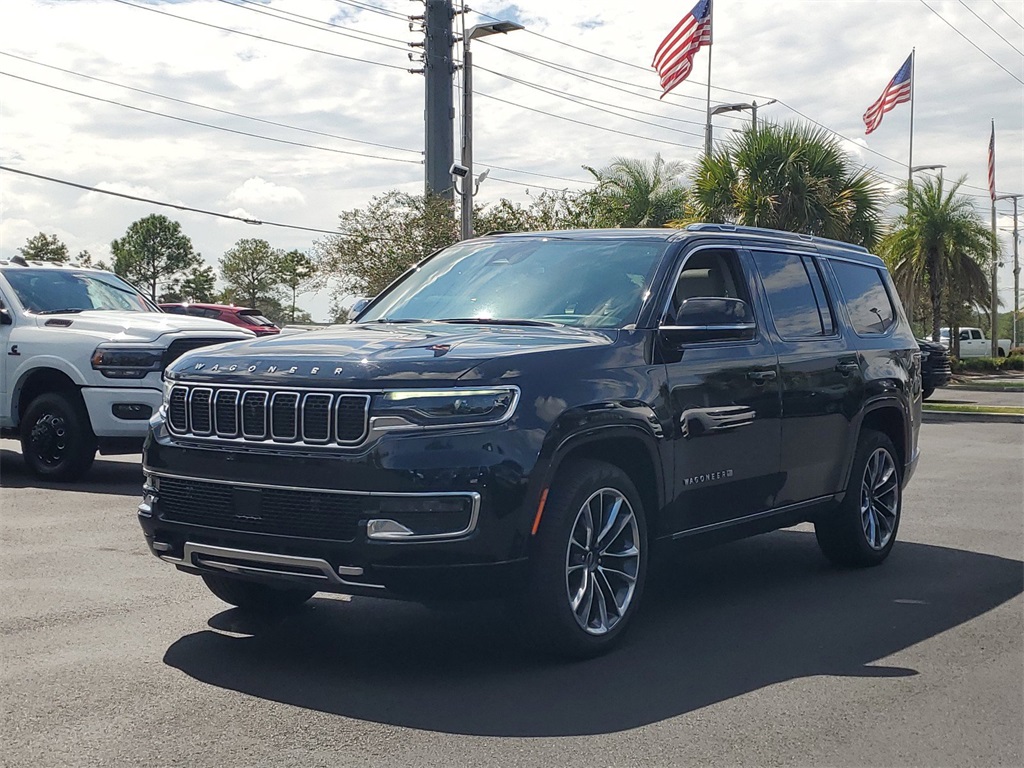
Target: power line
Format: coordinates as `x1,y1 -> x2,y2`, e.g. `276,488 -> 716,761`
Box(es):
476,65 -> 706,139
0,165 -> 348,236
990,0 -> 1024,31
957,0 -> 1024,56
481,164 -> 596,186
213,0 -> 411,53
0,71 -> 422,165
332,0 -> 408,22
488,176 -> 573,192
474,90 -> 703,151
110,0 -> 409,72
918,0 -> 1024,84
0,51 -> 422,157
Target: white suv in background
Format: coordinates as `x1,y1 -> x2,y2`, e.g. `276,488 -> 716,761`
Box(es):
0,258 -> 253,481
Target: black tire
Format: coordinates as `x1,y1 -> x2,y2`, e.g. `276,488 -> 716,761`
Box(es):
201,574 -> 315,613
997,347 -> 1006,358
522,459 -> 648,659
922,386 -> 935,400
19,391 -> 97,482
815,430 -> 902,567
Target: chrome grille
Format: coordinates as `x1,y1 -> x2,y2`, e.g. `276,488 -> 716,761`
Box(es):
167,384 -> 370,447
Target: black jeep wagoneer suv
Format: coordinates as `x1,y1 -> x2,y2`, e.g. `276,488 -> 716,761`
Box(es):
140,225 -> 920,657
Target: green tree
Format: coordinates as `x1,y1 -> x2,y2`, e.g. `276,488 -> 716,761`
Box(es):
584,154 -> 687,227
880,175 -> 994,344
160,264 -> 217,303
19,232 -> 69,263
110,215 -> 201,301
683,122 -> 885,249
219,238 -> 282,310
278,249 -> 315,323
475,189 -> 605,233
314,192 -> 458,299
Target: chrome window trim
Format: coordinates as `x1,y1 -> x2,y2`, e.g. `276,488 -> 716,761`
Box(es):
270,391 -> 299,442
660,323 -> 756,332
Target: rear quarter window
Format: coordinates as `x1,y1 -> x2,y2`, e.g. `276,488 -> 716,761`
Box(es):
829,260 -> 896,335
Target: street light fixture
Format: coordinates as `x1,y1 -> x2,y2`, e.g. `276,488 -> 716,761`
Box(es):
705,99 -> 776,155
455,20 -> 524,241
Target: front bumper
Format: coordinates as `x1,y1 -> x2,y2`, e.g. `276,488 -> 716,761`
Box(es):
138,421 -> 541,599
82,386 -> 163,437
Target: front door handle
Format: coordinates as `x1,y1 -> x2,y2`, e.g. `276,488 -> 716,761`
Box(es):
835,360 -> 860,376
746,369 -> 777,383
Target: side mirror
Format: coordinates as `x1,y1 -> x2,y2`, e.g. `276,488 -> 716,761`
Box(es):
349,297 -> 371,318
660,297 -> 755,345
0,308 -> 12,325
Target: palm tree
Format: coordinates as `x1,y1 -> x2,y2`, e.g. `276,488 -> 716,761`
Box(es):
585,154 -> 687,227
880,176 -> 994,343
682,122 -> 886,249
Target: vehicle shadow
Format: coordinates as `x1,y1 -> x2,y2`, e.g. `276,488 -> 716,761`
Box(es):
0,448 -> 143,496
162,531 -> 1023,737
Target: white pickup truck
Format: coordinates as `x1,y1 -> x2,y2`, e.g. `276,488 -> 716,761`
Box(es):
940,327 -> 1013,358
0,258 -> 253,480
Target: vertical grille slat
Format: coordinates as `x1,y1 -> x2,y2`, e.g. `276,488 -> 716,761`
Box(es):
271,392 -> 299,441
336,395 -> 370,443
167,385 -> 370,447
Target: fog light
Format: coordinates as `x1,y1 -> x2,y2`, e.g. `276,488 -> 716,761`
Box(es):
366,494 -> 477,540
112,403 -> 153,420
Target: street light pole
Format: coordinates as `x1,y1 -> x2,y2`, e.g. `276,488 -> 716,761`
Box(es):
457,21 -> 523,241
996,193 -> 1022,348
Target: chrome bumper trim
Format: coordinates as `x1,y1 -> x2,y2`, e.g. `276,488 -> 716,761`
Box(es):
159,542 -> 385,590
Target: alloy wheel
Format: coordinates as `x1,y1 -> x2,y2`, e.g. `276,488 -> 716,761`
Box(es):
565,487 -> 641,635
29,412 -> 68,467
860,447 -> 899,550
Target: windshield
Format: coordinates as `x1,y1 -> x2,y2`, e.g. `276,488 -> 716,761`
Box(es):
359,238 -> 669,329
3,269 -> 153,314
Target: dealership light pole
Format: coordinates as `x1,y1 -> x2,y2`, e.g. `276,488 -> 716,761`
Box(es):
996,193 -> 1022,348
456,20 -> 523,240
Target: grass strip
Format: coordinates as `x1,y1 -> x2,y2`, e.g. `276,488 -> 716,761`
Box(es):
923,403 -> 1024,415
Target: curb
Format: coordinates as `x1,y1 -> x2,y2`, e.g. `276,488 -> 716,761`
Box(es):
921,409 -> 1024,424
946,385 -> 1024,393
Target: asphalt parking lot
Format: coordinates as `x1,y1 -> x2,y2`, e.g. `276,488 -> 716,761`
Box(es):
1,422 -> 1022,768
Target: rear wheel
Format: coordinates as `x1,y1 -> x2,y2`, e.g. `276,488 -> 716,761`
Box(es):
19,391 -> 96,482
815,430 -> 902,567
522,460 -> 647,658
201,574 -> 316,613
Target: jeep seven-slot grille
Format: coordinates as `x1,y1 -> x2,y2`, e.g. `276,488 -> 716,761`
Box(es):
167,384 -> 370,447
156,476 -> 362,541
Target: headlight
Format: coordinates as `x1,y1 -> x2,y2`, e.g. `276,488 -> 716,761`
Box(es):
374,387 -> 519,427
90,345 -> 164,379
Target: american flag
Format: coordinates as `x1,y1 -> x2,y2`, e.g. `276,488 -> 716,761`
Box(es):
652,0 -> 713,99
988,122 -> 996,201
863,53 -> 913,135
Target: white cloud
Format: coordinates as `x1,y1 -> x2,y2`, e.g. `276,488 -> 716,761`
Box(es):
226,177 -> 306,208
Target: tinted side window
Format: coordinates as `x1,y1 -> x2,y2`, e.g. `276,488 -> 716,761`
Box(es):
753,250 -> 830,339
669,249 -> 751,322
829,260 -> 895,335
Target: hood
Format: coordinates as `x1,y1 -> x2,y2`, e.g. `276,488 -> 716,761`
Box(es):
917,338 -> 949,354
166,321 -> 615,386
32,310 -> 255,343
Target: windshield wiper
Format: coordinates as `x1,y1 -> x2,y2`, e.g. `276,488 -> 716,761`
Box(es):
438,318 -> 563,327
33,308 -> 88,315
373,318 -> 432,324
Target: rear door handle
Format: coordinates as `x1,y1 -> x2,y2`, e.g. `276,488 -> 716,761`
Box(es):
746,369 -> 777,383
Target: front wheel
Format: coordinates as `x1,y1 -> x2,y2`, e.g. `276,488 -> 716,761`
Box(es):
19,391 -> 97,482
815,430 -> 902,567
522,460 -> 647,658
201,574 -> 316,613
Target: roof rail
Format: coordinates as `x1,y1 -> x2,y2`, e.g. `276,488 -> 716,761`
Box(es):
684,222 -> 870,253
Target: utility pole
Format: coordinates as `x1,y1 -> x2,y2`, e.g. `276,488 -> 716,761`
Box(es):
422,0 -> 454,200
996,193 -> 1022,348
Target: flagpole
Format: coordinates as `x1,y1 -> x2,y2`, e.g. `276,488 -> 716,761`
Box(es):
990,119 -> 999,357
907,48 -> 915,196
704,0 -> 714,156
